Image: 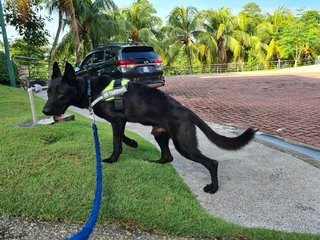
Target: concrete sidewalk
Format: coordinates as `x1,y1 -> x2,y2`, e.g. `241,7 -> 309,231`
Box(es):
35,83 -> 320,235
124,122 -> 320,234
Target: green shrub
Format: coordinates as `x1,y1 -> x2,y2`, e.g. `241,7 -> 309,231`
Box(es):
0,51 -> 19,85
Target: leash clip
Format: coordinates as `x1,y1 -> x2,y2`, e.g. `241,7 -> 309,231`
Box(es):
87,79 -> 96,123
88,104 -> 96,123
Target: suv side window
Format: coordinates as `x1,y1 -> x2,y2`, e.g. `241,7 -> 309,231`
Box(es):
105,51 -> 117,62
81,54 -> 93,69
93,51 -> 104,64
101,50 -> 118,76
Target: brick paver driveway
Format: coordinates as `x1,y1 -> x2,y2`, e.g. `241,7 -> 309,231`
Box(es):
162,71 -> 320,149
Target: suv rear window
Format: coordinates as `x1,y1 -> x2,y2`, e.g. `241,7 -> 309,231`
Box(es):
121,47 -> 158,60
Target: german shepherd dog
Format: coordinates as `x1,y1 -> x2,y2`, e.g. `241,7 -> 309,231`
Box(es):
43,62 -> 257,194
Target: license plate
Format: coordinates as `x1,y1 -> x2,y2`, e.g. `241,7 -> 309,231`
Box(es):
142,66 -> 150,72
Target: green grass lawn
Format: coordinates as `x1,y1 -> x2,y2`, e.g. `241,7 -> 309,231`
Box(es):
0,84 -> 319,240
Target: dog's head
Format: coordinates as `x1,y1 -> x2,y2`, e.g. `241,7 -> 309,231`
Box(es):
42,62 -> 78,116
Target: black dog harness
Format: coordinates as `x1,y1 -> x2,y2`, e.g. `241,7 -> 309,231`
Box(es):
105,79 -> 129,111
90,79 -> 129,111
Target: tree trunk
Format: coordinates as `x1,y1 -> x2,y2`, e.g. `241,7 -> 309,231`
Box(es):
186,44 -> 193,74
69,0 -> 81,63
48,7 -> 63,79
294,42 -> 299,67
218,39 -> 227,64
132,28 -> 139,42
218,39 -> 227,72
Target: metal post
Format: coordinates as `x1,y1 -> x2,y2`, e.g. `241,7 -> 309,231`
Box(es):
28,88 -> 37,124
0,0 -> 16,87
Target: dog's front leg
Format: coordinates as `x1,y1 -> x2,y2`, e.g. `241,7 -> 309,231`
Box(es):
103,119 -> 125,163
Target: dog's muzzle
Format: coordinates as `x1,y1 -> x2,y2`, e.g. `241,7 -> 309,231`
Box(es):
42,103 -> 67,116
42,107 -> 54,116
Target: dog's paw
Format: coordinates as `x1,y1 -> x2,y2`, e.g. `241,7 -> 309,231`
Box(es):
203,184 -> 219,194
145,157 -> 173,164
124,139 -> 138,148
146,159 -> 166,164
102,158 -> 117,164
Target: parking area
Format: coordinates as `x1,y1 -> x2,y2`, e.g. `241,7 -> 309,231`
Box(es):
162,69 -> 320,149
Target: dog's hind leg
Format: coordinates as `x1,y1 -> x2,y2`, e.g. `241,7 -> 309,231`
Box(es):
123,135 -> 138,148
103,119 -> 126,163
174,140 -> 219,193
147,129 -> 173,164
171,123 -> 219,194
122,122 -> 138,148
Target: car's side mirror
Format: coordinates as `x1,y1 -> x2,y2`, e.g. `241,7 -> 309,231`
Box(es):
74,66 -> 80,72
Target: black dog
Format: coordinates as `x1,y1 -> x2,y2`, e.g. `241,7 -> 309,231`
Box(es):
43,62 -> 257,194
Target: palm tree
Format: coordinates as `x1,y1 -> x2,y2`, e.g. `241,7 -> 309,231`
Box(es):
233,13 -> 255,62
120,0 -> 162,43
166,6 -> 201,72
52,0 -> 119,62
54,31 -> 76,62
263,6 -> 294,61
66,0 -> 81,63
233,10 -> 268,65
73,0 -> 119,55
240,2 -> 263,35
201,8 -> 240,64
46,0 -> 65,76
46,0 -> 81,63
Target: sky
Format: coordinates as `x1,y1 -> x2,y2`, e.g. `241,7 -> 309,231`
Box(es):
115,0 -> 320,20
5,0 -> 320,43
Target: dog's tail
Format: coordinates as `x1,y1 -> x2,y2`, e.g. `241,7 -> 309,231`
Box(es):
189,111 -> 258,150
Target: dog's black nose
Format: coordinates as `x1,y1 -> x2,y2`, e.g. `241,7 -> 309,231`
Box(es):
42,107 -> 52,116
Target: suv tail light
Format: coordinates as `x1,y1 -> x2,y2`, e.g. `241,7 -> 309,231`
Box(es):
116,60 -> 137,67
152,59 -> 162,65
152,59 -> 163,71
116,60 -> 137,72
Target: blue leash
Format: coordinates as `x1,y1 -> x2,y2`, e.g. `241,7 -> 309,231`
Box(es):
66,81 -> 103,240
66,123 -> 103,240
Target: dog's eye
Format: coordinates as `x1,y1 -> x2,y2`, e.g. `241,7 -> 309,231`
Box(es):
55,92 -> 65,99
57,90 -> 65,96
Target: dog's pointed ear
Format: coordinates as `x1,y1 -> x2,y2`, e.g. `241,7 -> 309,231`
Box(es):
52,62 -> 62,78
63,62 -> 76,83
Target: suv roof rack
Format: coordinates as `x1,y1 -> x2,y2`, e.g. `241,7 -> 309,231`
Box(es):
94,41 -> 146,49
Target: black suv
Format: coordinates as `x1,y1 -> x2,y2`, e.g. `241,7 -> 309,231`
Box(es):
75,44 -> 165,88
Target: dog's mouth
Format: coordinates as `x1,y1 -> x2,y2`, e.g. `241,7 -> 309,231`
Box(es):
53,114 -> 65,122
43,104 -> 68,121
53,105 -> 69,121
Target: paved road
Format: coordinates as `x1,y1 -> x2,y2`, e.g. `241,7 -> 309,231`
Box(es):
162,66 -> 320,149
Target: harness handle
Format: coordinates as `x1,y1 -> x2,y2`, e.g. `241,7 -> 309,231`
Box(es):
87,79 -> 96,123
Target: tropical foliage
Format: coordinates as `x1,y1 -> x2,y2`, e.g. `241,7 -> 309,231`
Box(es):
5,0 -> 320,70
4,0 -> 49,47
